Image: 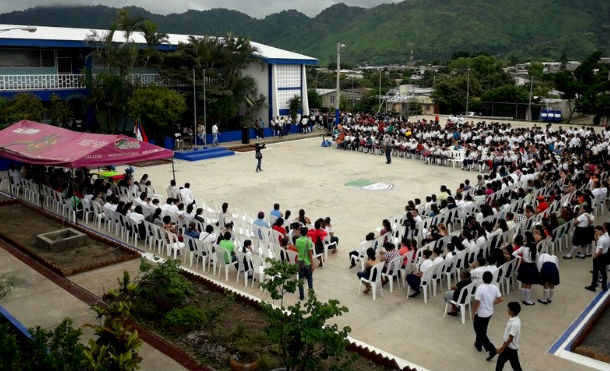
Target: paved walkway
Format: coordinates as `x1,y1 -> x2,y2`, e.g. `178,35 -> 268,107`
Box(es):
0,244 -> 187,371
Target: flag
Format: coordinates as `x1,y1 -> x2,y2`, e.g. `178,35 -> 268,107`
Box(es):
134,121 -> 148,142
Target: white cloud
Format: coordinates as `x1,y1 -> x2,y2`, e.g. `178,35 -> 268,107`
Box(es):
0,0 -> 392,18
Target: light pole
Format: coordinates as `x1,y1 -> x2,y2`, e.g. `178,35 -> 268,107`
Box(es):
527,75 -> 534,121
335,43 -> 345,126
0,26 -> 37,33
465,68 -> 471,114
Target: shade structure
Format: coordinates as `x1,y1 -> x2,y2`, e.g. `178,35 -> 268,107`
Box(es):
0,120 -> 173,168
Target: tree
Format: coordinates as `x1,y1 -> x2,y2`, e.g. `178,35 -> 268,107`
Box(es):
84,301 -> 142,371
260,260 -> 351,371
288,95 -> 301,124
127,86 -> 187,138
307,89 -> 321,108
48,94 -> 73,127
2,93 -> 45,126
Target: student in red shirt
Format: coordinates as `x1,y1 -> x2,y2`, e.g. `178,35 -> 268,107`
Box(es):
307,219 -> 327,267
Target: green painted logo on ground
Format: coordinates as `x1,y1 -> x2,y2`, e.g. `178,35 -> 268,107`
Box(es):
345,179 -> 394,191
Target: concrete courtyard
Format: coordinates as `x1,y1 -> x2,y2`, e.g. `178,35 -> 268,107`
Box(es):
113,135 -> 603,371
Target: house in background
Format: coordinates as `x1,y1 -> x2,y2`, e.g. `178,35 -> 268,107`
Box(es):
0,24 -> 317,125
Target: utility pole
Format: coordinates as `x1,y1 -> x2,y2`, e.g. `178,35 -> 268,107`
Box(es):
465,68 -> 471,114
192,69 -> 196,148
527,75 -> 534,121
203,68 -> 207,148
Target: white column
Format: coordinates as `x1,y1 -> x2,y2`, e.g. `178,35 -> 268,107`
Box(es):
301,64 -> 309,116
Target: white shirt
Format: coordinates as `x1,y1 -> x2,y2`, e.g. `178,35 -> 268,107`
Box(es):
474,283 -> 501,318
129,212 -> 145,224
512,246 -> 537,263
420,259 -> 434,273
537,253 -> 559,271
576,213 -> 593,228
179,187 -> 194,205
503,316 -> 521,350
596,233 -> 610,255
212,124 -> 219,134
199,231 -> 217,244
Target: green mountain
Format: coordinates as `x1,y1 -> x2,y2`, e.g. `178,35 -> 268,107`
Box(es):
0,1 -> 608,65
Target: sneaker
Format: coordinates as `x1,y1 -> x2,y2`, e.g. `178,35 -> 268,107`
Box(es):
409,291 -> 420,298
585,254 -> 593,257
522,300 -> 535,306
585,286 -> 596,292
562,255 -> 573,259
576,254 -> 586,260
537,299 -> 549,305
447,311 -> 458,316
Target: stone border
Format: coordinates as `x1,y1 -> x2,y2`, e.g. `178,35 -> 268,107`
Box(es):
571,294 -> 610,363
0,199 -> 140,276
178,263 -> 418,371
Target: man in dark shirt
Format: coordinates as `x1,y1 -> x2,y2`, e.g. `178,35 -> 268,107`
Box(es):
444,270 -> 472,316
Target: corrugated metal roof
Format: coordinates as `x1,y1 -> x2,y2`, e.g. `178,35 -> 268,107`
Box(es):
0,24 -> 317,64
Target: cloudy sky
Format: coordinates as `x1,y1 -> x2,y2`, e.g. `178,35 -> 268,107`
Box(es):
0,0 -> 393,18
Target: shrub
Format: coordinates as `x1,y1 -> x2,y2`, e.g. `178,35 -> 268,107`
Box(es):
137,259 -> 192,310
162,306 -> 207,333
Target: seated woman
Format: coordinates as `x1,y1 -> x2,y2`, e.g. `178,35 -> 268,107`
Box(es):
357,247 -> 384,294
323,217 -> 339,252
444,270 -> 472,316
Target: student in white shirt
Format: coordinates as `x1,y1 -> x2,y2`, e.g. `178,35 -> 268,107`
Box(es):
586,225 -> 610,292
406,249 -> 434,297
494,301 -> 523,371
472,271 -> 503,361
537,252 -> 559,304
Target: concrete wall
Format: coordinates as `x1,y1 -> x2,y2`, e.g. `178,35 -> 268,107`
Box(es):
244,62 -> 269,125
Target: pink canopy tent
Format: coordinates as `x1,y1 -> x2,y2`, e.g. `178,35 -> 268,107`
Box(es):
0,120 -> 173,168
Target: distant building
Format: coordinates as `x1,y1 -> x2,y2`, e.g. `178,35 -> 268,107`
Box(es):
0,24 -> 317,125
315,87 -> 369,109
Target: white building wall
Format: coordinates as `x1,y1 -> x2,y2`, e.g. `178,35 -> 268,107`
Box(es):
244,62 -> 269,126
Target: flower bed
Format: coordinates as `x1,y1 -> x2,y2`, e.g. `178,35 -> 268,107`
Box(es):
0,201 -> 139,276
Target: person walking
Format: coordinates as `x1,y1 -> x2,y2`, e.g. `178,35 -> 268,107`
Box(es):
295,226 -> 315,300
473,271 -> 503,361
495,302 -> 523,371
255,143 -> 265,172
212,123 -> 219,146
586,224 -> 609,292
383,133 -> 393,164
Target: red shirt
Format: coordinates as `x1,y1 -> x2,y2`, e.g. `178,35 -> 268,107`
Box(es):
536,201 -> 549,213
272,225 -> 287,244
306,229 -> 327,244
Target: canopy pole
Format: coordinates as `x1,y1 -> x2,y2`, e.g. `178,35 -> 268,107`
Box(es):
70,168 -> 78,226
171,159 -> 176,182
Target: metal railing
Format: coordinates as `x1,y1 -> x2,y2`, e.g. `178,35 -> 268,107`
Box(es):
0,73 -> 173,91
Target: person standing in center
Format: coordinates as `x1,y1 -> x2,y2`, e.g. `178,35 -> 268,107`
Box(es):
212,123 -> 219,146
295,227 -> 314,300
473,271 -> 503,362
383,133 -> 393,164
255,143 -> 265,172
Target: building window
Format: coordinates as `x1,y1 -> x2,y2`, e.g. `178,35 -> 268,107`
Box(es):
0,48 -> 56,68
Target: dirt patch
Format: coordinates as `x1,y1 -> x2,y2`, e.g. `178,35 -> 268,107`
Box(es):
573,299 -> 610,362
123,273 -> 396,371
0,203 -> 138,276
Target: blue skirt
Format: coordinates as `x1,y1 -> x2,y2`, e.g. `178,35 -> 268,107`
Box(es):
540,262 -> 560,286
517,262 -> 540,285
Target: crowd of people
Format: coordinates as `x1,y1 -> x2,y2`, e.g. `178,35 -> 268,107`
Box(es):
338,114 -> 609,368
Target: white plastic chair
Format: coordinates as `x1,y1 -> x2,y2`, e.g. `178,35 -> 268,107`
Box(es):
164,230 -> 185,260
406,266 -> 434,303
358,261 -> 385,300
216,248 -> 233,281
381,255 -> 404,293
235,251 -> 253,286
443,282 -> 475,324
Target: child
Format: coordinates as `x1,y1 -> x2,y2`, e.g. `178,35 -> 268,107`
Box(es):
495,302 -> 523,371
537,252 -> 559,304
